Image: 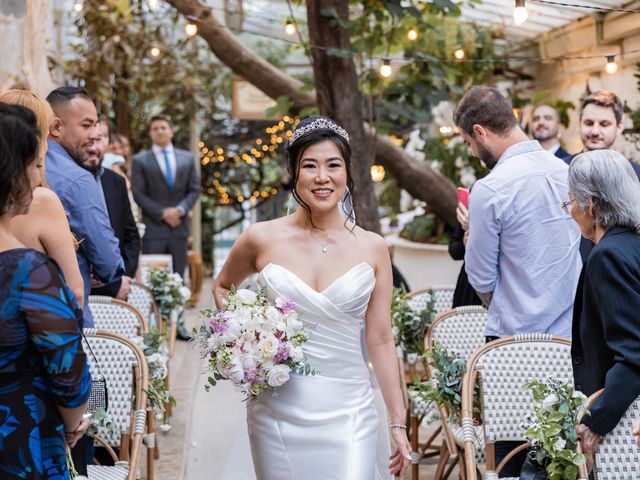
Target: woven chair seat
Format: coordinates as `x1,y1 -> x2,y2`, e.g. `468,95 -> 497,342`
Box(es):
89,296 -> 147,338
87,462 -> 129,479
407,286 -> 455,317
128,283 -> 159,329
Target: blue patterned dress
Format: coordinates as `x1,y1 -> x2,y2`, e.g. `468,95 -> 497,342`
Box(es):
0,249 -> 91,479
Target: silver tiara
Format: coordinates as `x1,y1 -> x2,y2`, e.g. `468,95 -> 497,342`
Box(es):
288,118 -> 349,145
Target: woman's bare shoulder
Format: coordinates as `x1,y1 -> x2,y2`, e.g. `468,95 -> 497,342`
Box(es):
32,187 -> 66,216
353,226 -> 389,267
245,217 -> 291,243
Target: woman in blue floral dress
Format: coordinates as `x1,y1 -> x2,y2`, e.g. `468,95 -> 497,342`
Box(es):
0,102 -> 91,479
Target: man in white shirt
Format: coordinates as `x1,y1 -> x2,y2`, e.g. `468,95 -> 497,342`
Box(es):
132,114 -> 200,288
453,85 -> 583,476
531,104 -> 569,159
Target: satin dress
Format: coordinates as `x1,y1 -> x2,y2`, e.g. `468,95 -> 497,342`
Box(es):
248,262 -> 391,480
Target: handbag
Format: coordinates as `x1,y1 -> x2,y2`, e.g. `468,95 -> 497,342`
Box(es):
81,331 -> 109,413
520,451 -> 549,480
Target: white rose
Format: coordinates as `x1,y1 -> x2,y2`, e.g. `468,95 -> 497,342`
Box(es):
290,346 -> 305,362
180,286 -> 191,302
258,334 -> 279,359
541,393 -> 558,411
266,364 -> 291,387
236,289 -> 258,306
227,360 -> 246,384
285,315 -> 303,336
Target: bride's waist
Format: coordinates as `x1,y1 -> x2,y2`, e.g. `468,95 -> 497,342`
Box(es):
303,352 -> 371,379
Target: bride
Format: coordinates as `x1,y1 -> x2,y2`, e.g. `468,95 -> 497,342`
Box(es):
212,116 -> 411,479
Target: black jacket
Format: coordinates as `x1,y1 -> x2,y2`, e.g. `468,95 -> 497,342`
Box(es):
554,145 -> 569,159
572,226 -> 640,435
91,169 -> 141,297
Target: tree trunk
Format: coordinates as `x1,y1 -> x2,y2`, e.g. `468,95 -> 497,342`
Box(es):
163,0 -> 457,226
306,0 -> 380,233
19,0 -> 56,96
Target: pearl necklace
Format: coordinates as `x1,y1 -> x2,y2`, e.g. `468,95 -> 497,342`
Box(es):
308,230 -> 329,253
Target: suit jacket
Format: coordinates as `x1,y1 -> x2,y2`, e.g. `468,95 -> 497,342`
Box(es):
92,168 -> 141,297
555,145 -> 569,159
131,147 -> 201,240
572,226 -> 640,435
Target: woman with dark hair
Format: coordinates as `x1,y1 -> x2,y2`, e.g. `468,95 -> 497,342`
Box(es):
213,116 -> 410,479
0,102 -> 91,479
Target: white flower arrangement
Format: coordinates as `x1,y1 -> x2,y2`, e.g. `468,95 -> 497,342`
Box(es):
195,287 -> 315,400
148,267 -> 191,318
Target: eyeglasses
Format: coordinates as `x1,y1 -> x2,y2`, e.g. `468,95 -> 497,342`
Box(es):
561,199 -> 576,213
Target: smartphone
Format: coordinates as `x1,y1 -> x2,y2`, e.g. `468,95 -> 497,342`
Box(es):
457,187 -> 470,209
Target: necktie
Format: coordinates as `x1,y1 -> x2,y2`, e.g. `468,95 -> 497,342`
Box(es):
162,149 -> 174,190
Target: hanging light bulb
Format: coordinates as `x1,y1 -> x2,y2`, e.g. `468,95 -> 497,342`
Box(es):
407,29 -> 418,41
370,165 -> 386,183
513,0 -> 528,25
73,0 -> 83,12
379,58 -> 392,78
149,46 -> 161,58
185,22 -> 198,36
285,20 -> 296,36
605,54 -> 618,74
454,47 -> 465,60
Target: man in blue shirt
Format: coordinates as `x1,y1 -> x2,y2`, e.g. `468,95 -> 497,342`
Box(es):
453,86 -> 583,476
45,86 -> 126,327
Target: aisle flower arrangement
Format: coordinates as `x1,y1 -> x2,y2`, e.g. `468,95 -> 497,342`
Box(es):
522,378 -> 588,480
391,286 -> 435,356
195,287 -> 314,400
134,328 -> 176,430
411,343 -> 479,423
147,267 -> 191,318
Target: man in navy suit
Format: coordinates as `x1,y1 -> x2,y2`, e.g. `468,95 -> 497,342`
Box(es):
531,104 -> 569,159
132,114 -> 200,279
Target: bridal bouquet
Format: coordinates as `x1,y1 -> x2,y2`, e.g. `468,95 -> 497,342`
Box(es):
196,287 -> 313,399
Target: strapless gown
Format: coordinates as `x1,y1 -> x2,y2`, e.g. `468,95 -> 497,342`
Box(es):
248,262 -> 392,480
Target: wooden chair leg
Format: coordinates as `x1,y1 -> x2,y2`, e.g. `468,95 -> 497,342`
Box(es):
146,411 -> 156,480
434,443 -> 451,480
410,414 -> 420,480
443,454 -> 458,480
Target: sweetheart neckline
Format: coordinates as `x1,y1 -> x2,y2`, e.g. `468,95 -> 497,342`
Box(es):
260,262 -> 375,296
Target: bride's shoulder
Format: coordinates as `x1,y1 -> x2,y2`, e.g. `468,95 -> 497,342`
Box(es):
243,217 -> 291,245
352,226 -> 388,256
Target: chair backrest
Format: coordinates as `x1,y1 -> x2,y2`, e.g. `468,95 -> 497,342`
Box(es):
424,306 -> 488,454
127,283 -> 160,330
82,329 -> 148,447
89,296 -> 148,338
461,335 -> 573,479
408,286 -> 455,317
591,393 -> 640,479
426,306 -> 488,361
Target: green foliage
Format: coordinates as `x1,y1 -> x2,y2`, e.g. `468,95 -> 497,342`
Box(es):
391,286 -> 436,354
412,343 -> 479,423
523,378 -> 588,480
87,407 -> 119,439
399,213 -> 448,244
147,267 -> 190,318
422,136 -> 485,187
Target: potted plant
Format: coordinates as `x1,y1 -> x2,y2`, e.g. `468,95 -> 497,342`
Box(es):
391,286 -> 436,363
521,378 -> 588,480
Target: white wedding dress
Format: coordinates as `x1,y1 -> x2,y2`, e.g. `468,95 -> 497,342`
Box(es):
247,262 -> 392,480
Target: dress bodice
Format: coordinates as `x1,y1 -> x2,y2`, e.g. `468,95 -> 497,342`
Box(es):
258,262 -> 375,379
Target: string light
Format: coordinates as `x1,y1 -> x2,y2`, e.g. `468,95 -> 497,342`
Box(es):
513,0 -> 529,25
149,46 -> 161,58
285,20 -> 296,35
407,29 -> 418,41
379,58 -> 392,78
370,165 -> 386,183
439,126 -> 453,135
605,54 -> 618,74
185,23 -> 198,36
73,0 -> 83,12
147,0 -> 159,10
454,47 -> 465,60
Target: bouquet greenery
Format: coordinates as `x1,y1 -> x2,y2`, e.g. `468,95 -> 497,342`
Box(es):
391,286 -> 436,355
522,378 -> 588,480
411,343 -> 479,423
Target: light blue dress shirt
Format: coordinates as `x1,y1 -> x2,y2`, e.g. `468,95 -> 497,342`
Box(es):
465,140 -> 582,338
45,140 -> 124,327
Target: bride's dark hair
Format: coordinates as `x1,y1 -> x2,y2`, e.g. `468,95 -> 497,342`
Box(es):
285,116 -> 355,230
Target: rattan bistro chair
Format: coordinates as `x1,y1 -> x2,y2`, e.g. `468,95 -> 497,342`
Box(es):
422,306 -> 488,480
575,389 -> 640,480
128,282 -> 161,331
407,286 -> 455,318
82,329 -> 148,480
461,334 -> 573,480
89,296 -> 149,338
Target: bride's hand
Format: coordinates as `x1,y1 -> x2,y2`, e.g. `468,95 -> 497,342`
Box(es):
389,427 -> 411,478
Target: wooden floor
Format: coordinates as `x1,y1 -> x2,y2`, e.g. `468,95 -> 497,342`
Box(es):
140,279 -> 461,480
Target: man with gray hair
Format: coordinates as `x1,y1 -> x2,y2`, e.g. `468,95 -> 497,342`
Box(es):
453,85 -> 583,474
